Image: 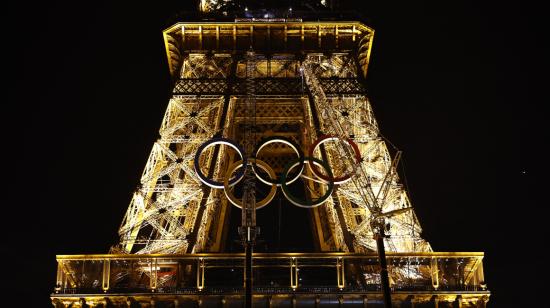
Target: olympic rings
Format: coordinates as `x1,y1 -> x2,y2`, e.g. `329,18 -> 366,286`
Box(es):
194,138 -> 246,189
280,157 -> 335,208
309,135 -> 362,184
223,159 -> 277,210
194,135 -> 361,210
252,136 -> 304,186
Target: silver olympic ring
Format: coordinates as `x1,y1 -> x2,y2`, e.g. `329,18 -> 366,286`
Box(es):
194,137 -> 246,189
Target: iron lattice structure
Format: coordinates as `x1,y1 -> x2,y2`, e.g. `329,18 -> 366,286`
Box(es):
51,9 -> 490,308
116,21 -> 432,255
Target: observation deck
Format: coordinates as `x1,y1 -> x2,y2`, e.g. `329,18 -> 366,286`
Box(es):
51,252 -> 489,307
162,20 -> 374,78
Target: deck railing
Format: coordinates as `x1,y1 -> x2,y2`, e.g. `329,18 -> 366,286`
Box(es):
54,252 -> 486,295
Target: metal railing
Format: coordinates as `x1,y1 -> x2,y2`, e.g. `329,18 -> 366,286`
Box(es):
54,252 -> 486,295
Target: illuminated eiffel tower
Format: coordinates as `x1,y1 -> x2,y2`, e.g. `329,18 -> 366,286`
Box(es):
51,1 -> 490,307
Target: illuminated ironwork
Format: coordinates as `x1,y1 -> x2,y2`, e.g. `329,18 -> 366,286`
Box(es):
52,252 -> 489,307
51,2 -> 490,307
117,27 -> 428,255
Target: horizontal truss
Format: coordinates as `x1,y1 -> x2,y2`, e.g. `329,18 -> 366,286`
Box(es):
173,78 -> 365,95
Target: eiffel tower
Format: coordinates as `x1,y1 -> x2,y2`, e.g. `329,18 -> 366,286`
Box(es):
51,1 -> 490,307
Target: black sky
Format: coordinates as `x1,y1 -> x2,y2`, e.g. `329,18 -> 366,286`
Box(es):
6,1 -> 544,307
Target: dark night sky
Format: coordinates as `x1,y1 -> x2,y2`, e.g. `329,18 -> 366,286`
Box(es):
5,1 -> 545,307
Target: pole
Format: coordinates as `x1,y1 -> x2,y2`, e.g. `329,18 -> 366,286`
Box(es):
240,49 -> 257,308
241,183 -> 256,308
375,227 -> 392,308
244,236 -> 253,308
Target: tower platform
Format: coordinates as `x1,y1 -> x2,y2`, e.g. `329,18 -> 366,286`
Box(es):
51,252 -> 489,307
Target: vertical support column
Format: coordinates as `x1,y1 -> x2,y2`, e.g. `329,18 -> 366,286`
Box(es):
432,296 -> 439,308
472,264 -> 477,290
197,258 -> 205,290
181,25 -> 186,47
216,26 -> 220,49
335,25 -> 339,49
250,26 -> 254,47
409,296 -> 416,308
352,25 -> 356,42
102,259 -> 110,292
176,262 -> 182,289
55,260 -> 64,293
199,25 -> 203,49
336,257 -> 345,289
290,257 -> 298,290
301,26 -> 304,47
458,259 -> 465,289
150,258 -> 158,291
284,25 -> 288,50
267,26 -> 271,51
476,296 -> 489,308
478,259 -> 486,290
317,25 -> 321,48
233,26 -> 237,50
431,257 -> 439,290
455,295 -> 463,308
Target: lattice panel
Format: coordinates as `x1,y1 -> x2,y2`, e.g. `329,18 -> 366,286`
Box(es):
236,59 -> 300,78
234,101 -> 304,119
160,96 -> 224,138
173,78 -> 363,95
173,78 -> 303,95
305,53 -> 358,78
320,78 -> 365,94
232,78 -> 303,95
117,48 -> 431,256
118,96 -> 226,254
173,79 -> 228,94
180,54 -> 233,79
303,56 -> 432,253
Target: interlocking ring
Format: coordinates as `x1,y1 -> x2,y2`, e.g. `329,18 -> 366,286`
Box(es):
309,135 -> 362,184
223,159 -> 277,210
280,157 -> 335,208
195,135 -> 362,210
194,138 -> 246,189
252,136 -> 304,186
